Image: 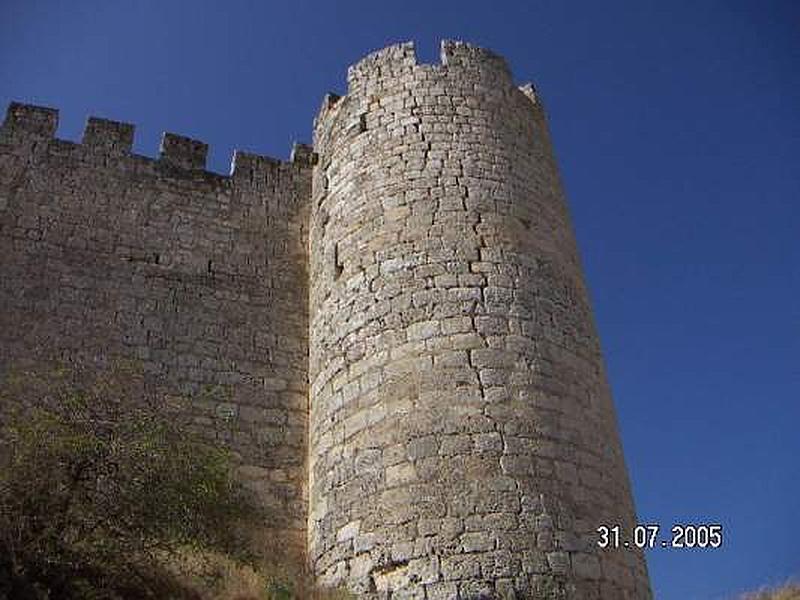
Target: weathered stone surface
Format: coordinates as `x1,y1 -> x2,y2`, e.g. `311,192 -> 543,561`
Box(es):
0,38 -> 651,598
0,100 -> 311,561
308,40 -> 651,598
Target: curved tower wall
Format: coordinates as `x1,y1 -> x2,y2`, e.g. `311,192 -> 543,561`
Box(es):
309,41 -> 650,598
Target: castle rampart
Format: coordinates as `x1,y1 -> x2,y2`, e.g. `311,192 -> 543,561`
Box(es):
0,40 -> 651,599
0,103 -> 313,559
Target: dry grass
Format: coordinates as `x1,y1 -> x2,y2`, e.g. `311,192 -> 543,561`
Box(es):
740,582 -> 800,600
162,547 -> 352,600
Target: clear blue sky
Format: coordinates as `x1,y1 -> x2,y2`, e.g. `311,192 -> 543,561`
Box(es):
2,1 -> 798,598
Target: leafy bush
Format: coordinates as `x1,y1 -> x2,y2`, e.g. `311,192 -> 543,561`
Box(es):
0,362 -> 259,599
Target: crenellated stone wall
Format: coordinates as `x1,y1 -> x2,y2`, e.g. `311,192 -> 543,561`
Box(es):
0,39 -> 651,599
0,103 -> 313,560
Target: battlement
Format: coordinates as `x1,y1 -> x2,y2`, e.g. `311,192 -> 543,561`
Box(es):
83,117 -> 135,153
439,39 -> 510,74
159,132 -> 208,170
315,40 -> 523,146
0,102 -> 58,142
346,41 -> 417,85
0,102 -> 314,180
345,39 -> 513,91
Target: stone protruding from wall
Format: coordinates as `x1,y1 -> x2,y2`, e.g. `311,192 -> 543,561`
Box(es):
308,40 -> 651,599
0,103 -> 312,562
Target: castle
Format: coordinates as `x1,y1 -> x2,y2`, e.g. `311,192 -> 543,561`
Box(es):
0,41 -> 651,599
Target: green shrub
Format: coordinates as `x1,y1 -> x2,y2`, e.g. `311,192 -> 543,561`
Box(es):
0,362 -> 259,599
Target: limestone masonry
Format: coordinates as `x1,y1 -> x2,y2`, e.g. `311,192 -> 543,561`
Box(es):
0,41 -> 651,599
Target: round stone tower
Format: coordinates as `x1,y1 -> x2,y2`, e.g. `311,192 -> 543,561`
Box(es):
308,40 -> 651,599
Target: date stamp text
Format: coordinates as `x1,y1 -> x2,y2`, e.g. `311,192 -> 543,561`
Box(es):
597,524 -> 723,549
